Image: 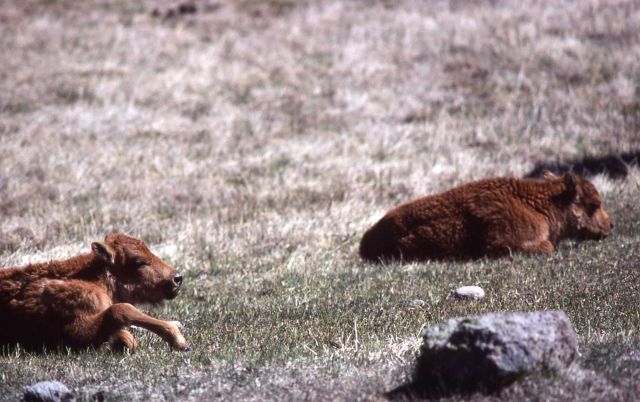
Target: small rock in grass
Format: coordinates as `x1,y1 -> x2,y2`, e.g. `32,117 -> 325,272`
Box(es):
453,285 -> 485,300
409,299 -> 425,308
24,381 -> 75,402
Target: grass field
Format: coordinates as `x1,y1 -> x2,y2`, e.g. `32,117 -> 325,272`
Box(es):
1,0 -> 639,400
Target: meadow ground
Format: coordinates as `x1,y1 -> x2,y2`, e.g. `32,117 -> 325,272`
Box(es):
1,0 -> 639,400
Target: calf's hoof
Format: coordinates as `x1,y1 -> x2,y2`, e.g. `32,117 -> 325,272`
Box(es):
167,321 -> 190,351
171,334 -> 190,351
111,331 -> 138,353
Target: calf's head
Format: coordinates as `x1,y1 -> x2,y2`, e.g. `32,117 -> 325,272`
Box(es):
91,233 -> 184,304
546,172 -> 613,240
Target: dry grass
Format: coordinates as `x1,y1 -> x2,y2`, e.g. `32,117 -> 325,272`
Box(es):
1,0 -> 639,400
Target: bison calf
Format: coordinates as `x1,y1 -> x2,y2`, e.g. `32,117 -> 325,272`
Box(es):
359,172 -> 612,262
0,233 -> 189,352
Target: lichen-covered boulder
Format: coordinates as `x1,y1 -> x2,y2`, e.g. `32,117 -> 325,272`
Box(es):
415,310 -> 578,393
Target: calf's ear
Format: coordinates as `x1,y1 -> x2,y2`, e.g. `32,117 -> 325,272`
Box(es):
92,241 -> 116,265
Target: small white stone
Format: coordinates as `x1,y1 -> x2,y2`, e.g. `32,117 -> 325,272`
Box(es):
454,286 -> 485,300
409,299 -> 426,307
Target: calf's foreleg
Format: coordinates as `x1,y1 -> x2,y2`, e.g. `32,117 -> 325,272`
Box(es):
90,303 -> 189,351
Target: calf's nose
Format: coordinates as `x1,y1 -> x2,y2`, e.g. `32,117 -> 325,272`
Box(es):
174,274 -> 183,286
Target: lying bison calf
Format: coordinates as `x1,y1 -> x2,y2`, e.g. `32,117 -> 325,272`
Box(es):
0,233 -> 189,352
360,172 -> 612,262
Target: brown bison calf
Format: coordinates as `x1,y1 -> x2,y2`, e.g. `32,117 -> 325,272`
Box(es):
0,233 -> 189,352
359,172 -> 612,262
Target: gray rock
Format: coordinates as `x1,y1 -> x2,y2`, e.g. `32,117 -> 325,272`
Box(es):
409,299 -> 425,308
453,285 -> 485,300
414,310 -> 578,393
23,381 -> 75,402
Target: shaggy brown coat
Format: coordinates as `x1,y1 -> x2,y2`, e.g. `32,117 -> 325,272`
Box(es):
359,172 -> 612,262
0,233 -> 189,352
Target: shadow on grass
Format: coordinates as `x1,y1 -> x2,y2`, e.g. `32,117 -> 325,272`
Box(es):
525,150 -> 640,180
384,358 -> 512,401
385,379 -> 503,401
385,381 -> 462,401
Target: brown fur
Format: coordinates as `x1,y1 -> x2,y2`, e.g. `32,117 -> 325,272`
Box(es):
359,172 -> 612,262
0,233 -> 189,352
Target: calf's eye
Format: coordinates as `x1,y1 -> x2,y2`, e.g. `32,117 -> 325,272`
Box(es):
133,259 -> 147,268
